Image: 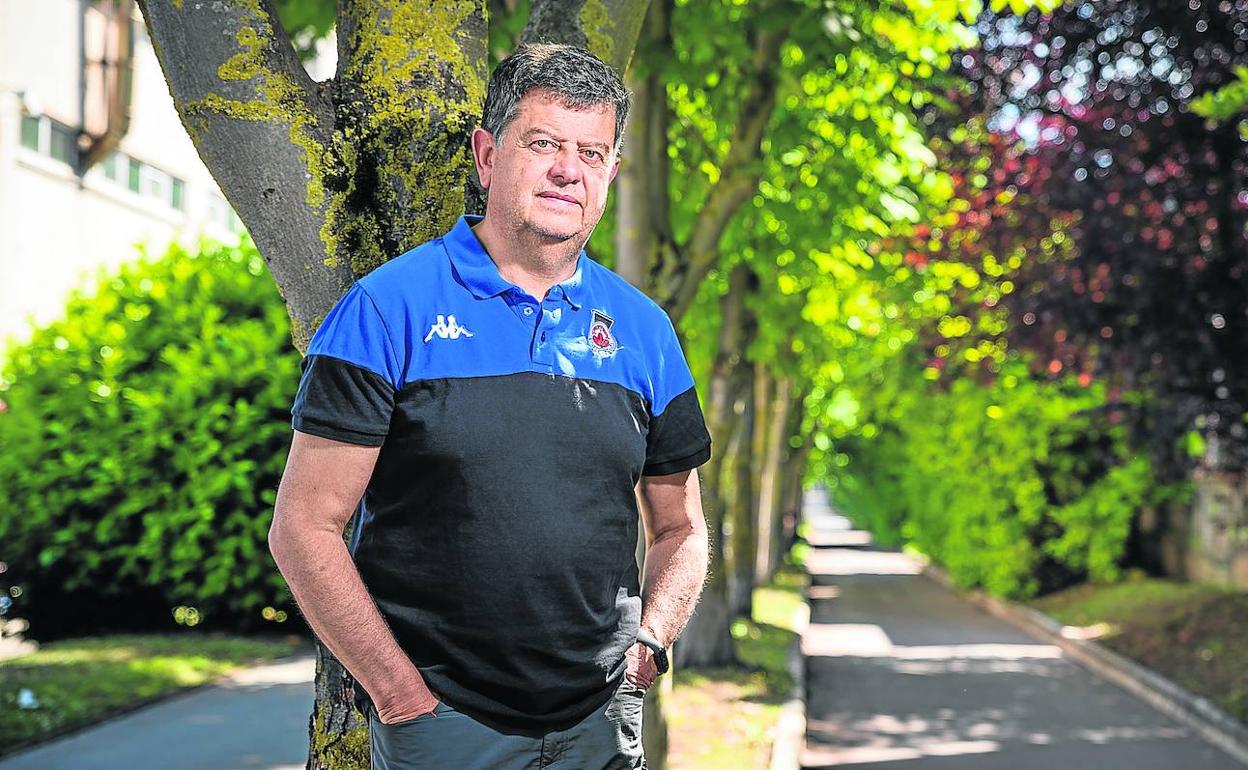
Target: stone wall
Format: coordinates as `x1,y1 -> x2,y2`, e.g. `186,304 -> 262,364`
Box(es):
1135,468 -> 1248,590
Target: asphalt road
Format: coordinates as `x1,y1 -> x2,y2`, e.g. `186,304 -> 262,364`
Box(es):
0,655 -> 315,770
799,488 -> 1244,769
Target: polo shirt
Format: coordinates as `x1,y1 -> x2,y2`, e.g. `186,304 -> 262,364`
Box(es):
290,214 -> 712,734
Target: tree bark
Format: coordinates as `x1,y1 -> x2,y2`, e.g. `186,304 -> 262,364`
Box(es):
614,0 -> 674,288
138,3 -> 651,768
673,264 -> 752,669
778,392 -> 809,557
726,269 -> 759,617
521,0 -> 650,74
757,376 -> 792,582
136,0 -> 349,348
726,363 -> 756,618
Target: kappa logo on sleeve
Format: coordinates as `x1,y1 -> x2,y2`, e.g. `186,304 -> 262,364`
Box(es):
423,314 -> 475,343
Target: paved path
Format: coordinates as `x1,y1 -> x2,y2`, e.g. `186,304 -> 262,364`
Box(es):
1,655 -> 315,770
799,488 -> 1244,769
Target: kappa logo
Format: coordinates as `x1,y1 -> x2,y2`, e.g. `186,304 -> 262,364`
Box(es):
423,314 -> 474,343
588,309 -> 619,357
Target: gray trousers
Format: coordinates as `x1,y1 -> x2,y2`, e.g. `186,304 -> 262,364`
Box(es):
368,680 -> 647,770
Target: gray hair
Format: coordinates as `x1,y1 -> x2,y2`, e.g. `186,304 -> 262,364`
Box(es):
482,44 -> 631,156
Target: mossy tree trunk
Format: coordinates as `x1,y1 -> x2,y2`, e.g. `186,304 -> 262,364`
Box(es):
136,2 -> 648,768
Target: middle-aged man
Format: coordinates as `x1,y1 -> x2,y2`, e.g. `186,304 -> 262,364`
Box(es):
269,44 -> 712,769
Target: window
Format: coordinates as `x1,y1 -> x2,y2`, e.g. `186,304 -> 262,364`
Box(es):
20,114 -> 40,151
19,113 -> 79,167
128,157 -> 141,192
98,150 -> 185,211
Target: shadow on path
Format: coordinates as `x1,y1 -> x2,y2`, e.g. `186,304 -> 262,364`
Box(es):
799,488 -> 1242,770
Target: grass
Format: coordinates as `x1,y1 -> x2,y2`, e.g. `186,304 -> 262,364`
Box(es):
1029,573 -> 1248,723
666,562 -> 808,770
0,633 -> 303,754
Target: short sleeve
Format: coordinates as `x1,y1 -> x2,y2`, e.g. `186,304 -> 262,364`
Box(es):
644,315 -> 712,476
291,284 -> 401,446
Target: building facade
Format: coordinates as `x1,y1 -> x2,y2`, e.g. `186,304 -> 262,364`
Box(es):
0,0 -> 331,354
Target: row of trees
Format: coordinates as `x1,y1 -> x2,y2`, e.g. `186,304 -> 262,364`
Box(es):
133,0 -> 1015,766
17,0 -> 1229,767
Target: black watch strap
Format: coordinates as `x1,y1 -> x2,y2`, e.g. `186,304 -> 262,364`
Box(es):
635,629 -> 670,674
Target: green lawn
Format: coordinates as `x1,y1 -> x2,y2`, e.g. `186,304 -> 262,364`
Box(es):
1030,575 -> 1248,722
0,634 -> 303,754
667,561 -> 808,770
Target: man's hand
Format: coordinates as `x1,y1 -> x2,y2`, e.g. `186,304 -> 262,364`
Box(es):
625,641 -> 660,690
375,683 -> 441,724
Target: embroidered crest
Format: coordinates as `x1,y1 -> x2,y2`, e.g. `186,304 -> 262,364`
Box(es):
588,309 -> 618,357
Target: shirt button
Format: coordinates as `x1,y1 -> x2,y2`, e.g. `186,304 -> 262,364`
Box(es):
523,306 -> 534,316
541,332 -> 548,341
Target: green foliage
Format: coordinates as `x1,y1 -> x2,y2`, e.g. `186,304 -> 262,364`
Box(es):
272,0 -> 336,58
825,355 -> 1180,598
0,240 -> 300,634
1191,65 -> 1248,122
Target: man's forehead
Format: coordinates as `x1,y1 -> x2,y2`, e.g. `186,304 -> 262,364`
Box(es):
513,90 -> 616,130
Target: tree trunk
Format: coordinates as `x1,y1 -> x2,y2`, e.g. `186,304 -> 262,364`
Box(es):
674,264 -> 752,669
138,4 -> 651,768
756,376 -> 791,582
726,368 -> 756,618
727,274 -> 760,618
778,394 -> 810,557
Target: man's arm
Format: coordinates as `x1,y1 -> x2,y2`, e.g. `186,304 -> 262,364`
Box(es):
268,430 -> 436,724
626,468 -> 709,687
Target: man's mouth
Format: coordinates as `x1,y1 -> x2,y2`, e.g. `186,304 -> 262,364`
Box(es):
538,192 -> 581,206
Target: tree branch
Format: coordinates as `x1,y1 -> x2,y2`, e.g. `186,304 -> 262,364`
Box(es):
520,0 -> 651,74
658,20 -> 788,323
137,0 -> 347,350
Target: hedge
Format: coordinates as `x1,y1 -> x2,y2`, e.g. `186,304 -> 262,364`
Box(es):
0,239 -> 302,636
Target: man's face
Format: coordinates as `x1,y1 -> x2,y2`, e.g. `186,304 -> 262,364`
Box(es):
474,89 -> 620,246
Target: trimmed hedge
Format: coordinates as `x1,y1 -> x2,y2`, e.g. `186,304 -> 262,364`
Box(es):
0,240 -> 302,636
829,356 -> 1184,599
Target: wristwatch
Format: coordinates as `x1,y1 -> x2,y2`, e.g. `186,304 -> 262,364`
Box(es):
635,628 -> 670,675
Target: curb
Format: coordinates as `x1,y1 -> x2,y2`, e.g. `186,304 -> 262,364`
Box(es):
923,564 -> 1248,768
769,575 -> 810,770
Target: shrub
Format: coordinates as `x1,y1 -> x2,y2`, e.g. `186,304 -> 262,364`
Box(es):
0,239 -> 302,637
827,355 -> 1183,599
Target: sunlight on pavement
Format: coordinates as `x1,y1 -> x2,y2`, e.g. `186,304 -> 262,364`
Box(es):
802,622 -> 1062,660
222,657 -> 316,687
805,549 -> 924,576
800,739 -> 1000,766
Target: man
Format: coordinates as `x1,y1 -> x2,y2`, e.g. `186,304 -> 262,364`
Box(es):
269,44 -> 711,769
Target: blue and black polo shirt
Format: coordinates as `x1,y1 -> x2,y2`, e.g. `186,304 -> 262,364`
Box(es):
291,215 -> 711,734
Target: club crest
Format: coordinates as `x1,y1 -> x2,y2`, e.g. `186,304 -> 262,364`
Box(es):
589,309 -> 619,357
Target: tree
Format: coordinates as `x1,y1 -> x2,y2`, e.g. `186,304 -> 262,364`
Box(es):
960,1 -> 1248,476
136,3 -> 648,767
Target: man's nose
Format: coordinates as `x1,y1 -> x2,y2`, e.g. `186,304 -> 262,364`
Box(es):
548,145 -> 582,184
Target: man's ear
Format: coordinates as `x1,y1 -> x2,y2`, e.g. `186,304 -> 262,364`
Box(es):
470,127 -> 496,189
608,156 -> 621,185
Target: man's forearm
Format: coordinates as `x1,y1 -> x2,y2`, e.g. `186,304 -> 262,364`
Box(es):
639,526 -> 709,646
269,525 -> 428,710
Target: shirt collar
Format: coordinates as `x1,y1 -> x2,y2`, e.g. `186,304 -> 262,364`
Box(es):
444,215 -> 586,310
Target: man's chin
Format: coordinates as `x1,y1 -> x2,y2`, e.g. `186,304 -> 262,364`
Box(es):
526,221 -> 583,244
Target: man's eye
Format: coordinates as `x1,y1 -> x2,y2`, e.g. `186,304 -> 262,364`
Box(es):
533,139 -> 556,150
581,149 -> 603,162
